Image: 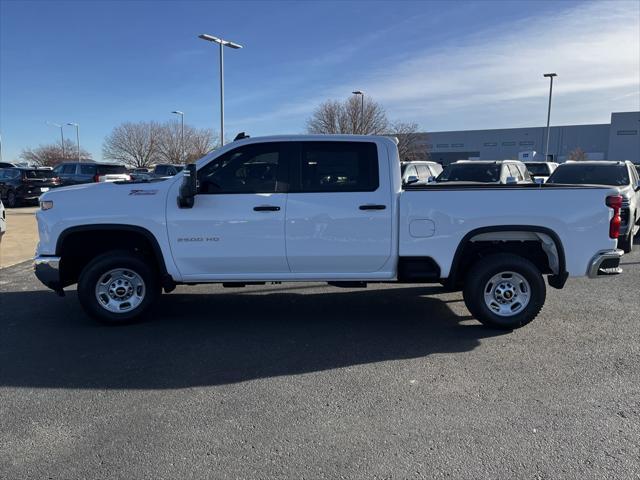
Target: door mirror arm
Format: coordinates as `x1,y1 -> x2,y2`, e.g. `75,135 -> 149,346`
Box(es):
177,164 -> 197,209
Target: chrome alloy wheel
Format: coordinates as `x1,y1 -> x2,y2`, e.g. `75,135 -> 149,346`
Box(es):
95,268 -> 146,313
483,271 -> 531,317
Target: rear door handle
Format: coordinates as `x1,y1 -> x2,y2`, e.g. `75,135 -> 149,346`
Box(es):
359,204 -> 386,210
253,205 -> 281,212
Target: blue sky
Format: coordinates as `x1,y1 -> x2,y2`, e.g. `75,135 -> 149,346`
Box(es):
1,0 -> 639,162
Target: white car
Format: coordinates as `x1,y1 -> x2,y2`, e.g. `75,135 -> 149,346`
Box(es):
436,160 -> 533,184
401,161 -> 443,186
34,135 -> 623,329
523,161 -> 559,183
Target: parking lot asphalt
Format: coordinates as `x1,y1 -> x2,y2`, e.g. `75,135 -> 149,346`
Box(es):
1,244 -> 639,479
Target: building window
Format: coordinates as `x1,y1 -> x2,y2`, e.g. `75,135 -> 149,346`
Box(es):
617,130 -> 638,135
436,144 -> 449,148
519,141 -> 534,146
502,141 -> 516,146
483,142 -> 497,147
451,143 -> 464,148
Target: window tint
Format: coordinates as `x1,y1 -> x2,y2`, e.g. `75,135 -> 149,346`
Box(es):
80,165 -> 96,175
297,142 -> 379,192
547,165 -> 630,186
198,143 -> 284,194
526,163 -> 551,176
437,164 -> 501,183
96,165 -> 127,175
62,164 -> 76,174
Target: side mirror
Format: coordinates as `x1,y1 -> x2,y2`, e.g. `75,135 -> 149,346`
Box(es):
427,176 -> 437,183
534,177 -> 545,184
505,176 -> 518,185
405,175 -> 419,185
177,164 -> 197,209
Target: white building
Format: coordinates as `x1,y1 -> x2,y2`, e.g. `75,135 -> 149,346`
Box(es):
420,111 -> 639,165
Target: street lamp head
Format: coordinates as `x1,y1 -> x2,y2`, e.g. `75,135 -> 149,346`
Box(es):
171,110 -> 184,115
199,34 -> 243,49
199,33 -> 222,43
67,122 -> 78,127
352,90 -> 364,95
543,73 -> 557,78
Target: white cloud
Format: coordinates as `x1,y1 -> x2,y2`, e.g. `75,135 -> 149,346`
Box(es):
359,0 -> 639,127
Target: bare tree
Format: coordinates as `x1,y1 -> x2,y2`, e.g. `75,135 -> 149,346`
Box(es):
157,121 -> 218,164
20,139 -> 91,167
307,96 -> 388,135
568,147 -> 588,161
102,121 -> 162,168
389,121 -> 429,162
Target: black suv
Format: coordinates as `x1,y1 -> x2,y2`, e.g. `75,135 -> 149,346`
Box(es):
0,168 -> 61,207
153,164 -> 184,177
52,162 -> 129,186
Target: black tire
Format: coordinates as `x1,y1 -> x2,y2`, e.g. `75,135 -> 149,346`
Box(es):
618,230 -> 633,254
6,190 -> 18,208
463,254 -> 546,330
77,250 -> 160,324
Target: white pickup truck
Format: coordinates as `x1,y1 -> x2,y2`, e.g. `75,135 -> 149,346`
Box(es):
34,135 -> 625,329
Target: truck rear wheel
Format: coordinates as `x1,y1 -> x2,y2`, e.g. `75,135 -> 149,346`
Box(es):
77,250 -> 159,324
463,254 -> 545,330
618,230 -> 634,253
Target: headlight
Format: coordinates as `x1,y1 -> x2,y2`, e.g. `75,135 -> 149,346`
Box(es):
40,200 -> 54,210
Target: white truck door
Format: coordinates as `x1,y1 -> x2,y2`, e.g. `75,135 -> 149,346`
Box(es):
285,140 -> 393,274
166,142 -> 290,277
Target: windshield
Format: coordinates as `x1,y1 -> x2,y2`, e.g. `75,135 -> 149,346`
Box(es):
547,165 -> 629,186
437,164 -> 501,183
525,163 -> 551,176
23,170 -> 55,179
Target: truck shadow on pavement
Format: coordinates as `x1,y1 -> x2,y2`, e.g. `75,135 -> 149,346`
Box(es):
0,285 -> 507,390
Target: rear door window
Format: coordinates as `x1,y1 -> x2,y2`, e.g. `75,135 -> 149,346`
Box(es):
295,141 -> 379,192
80,165 -> 96,175
62,164 -> 77,174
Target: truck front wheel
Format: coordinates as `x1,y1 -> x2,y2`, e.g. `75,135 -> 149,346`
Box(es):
77,250 -> 160,324
462,254 -> 546,330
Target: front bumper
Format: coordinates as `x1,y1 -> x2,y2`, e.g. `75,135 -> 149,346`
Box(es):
587,249 -> 624,278
34,255 -> 62,291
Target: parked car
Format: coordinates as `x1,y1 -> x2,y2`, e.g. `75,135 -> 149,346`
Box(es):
547,160 -> 640,252
523,161 -> 559,183
152,164 -> 184,178
0,162 -> 17,169
35,135 -> 623,329
52,162 -> 130,186
436,160 -> 534,184
0,199 -> 5,239
0,167 -> 61,207
401,161 -> 443,186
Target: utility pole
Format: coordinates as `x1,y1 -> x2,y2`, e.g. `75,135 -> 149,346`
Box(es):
543,73 -> 557,161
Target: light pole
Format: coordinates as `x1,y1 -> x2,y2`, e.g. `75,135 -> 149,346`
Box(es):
47,122 -> 66,160
543,73 -> 557,162
198,33 -> 243,146
352,90 -> 365,134
171,111 -> 185,163
67,123 -> 80,162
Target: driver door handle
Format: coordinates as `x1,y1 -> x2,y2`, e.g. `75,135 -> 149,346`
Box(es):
253,205 -> 281,212
359,204 -> 386,210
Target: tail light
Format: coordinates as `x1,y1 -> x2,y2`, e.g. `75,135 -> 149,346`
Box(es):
93,174 -> 101,182
606,195 -> 622,239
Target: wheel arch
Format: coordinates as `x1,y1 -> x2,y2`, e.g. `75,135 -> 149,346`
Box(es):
55,224 -> 171,287
446,225 -> 568,290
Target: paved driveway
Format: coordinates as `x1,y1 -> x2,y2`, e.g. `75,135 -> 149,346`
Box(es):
0,244 -> 639,479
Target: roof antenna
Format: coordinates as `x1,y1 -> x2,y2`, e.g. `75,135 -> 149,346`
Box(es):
234,132 -> 250,141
